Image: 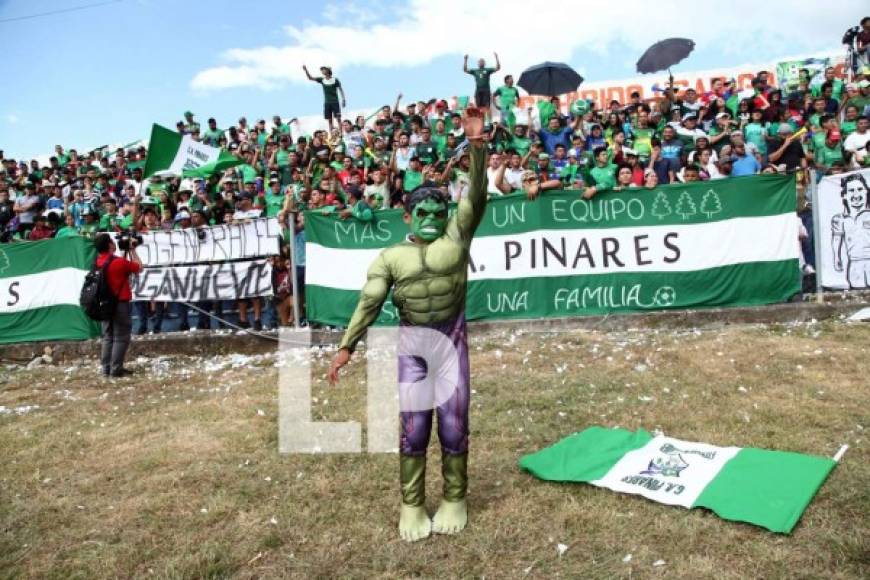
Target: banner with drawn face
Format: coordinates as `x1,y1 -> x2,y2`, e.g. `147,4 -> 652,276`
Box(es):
817,169 -> 870,290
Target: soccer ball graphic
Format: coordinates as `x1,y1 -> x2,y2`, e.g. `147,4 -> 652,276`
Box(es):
653,286 -> 676,307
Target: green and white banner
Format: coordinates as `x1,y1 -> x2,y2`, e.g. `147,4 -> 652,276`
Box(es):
304,175 -> 800,326
142,123 -> 242,178
519,426 -> 837,533
0,238 -> 100,344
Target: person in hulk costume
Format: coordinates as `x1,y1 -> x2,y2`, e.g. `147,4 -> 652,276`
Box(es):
327,107 -> 490,542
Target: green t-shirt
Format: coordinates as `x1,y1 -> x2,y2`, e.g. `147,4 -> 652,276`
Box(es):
351,200 -> 373,222
537,100 -> 556,128
494,85 -> 519,109
633,127 -> 655,158
55,226 -> 79,238
118,214 -> 134,230
559,163 -> 581,185
237,163 -> 258,184
811,78 -> 844,102
415,141 -> 439,165
263,192 -> 285,217
810,131 -> 827,163
432,132 -> 449,157
57,154 -> 70,166
510,136 -> 532,157
79,221 -> 99,238
841,120 -> 858,138
317,77 -> 342,104
203,128 -> 224,146
848,94 -> 870,109
99,213 -> 120,231
743,122 -> 768,155
276,149 -> 290,167
589,163 -> 617,191
468,67 -> 496,91
817,144 -> 843,169
403,169 -> 424,192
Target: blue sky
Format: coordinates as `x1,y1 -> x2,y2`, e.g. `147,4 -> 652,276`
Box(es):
0,0 -> 866,159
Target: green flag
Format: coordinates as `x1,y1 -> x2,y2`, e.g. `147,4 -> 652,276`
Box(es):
0,238 -> 100,344
142,123 -> 242,178
519,426 -> 837,534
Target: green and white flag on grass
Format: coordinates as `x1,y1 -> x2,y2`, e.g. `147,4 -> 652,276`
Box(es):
304,174 -> 801,326
0,238 -> 100,344
142,123 -> 242,178
519,426 -> 837,533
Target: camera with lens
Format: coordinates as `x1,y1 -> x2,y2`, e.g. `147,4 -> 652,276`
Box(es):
842,26 -> 860,47
117,231 -> 143,251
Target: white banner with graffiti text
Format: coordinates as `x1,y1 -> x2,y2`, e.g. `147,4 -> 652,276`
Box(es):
131,259 -> 273,302
118,218 -> 282,267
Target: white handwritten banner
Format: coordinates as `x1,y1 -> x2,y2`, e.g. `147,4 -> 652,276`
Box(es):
131,259 -> 273,302
122,218 -> 282,267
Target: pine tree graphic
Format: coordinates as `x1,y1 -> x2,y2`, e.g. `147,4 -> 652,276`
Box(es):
700,189 -> 723,219
0,249 -> 8,276
675,191 -> 697,220
651,190 -> 672,220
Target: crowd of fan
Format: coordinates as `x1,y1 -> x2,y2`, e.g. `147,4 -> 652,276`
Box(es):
2,32 -> 870,327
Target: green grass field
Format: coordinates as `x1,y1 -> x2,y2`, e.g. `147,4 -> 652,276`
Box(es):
1,320 -> 868,579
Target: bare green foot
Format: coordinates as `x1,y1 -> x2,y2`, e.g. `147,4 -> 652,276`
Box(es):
399,504 -> 431,542
432,499 -> 467,534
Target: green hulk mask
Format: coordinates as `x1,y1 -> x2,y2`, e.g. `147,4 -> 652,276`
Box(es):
407,191 -> 448,242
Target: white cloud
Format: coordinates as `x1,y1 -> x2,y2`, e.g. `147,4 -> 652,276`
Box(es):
4,114 -> 19,124
190,0 -> 866,92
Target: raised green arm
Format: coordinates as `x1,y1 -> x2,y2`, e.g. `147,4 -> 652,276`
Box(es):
455,144 -> 488,240
338,251 -> 393,352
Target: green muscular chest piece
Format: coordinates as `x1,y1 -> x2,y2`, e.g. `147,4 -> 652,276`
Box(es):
389,194 -> 470,323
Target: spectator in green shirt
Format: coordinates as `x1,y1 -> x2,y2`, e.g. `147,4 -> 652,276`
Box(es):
816,130 -> 844,174
183,110 -> 200,134
402,157 -> 424,192
303,64 -> 346,132
203,118 -> 224,146
263,178 -> 287,217
509,124 -> 532,157
584,146 -> 617,199
414,127 -> 439,165
99,199 -> 120,231
463,52 -> 500,112
55,213 -> 79,238
494,74 -> 520,127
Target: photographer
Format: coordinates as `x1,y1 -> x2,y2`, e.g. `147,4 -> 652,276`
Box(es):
94,232 -> 142,377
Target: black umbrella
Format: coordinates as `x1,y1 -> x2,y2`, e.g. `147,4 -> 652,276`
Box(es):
636,38 -> 695,77
517,62 -> 584,97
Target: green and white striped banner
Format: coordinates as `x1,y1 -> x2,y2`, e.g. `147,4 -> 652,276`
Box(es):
0,238 -> 100,344
304,175 -> 800,326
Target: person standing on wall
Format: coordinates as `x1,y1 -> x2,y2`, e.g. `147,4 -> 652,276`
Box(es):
303,64 -> 347,133
463,52 -> 500,117
94,233 -> 142,377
